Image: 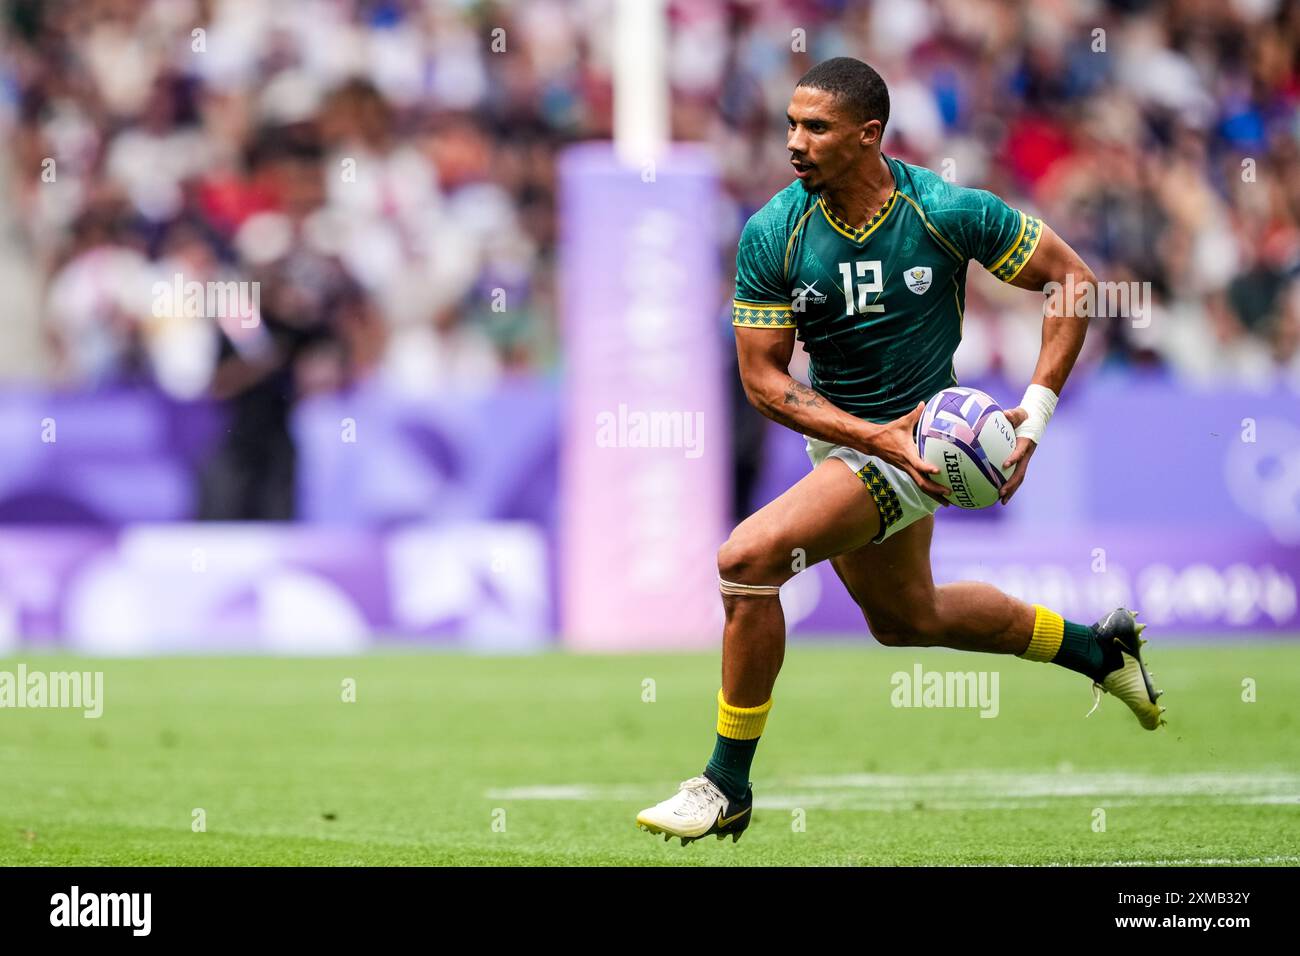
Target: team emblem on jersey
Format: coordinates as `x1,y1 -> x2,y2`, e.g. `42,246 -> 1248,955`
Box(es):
903,266 -> 932,295
793,280 -> 827,307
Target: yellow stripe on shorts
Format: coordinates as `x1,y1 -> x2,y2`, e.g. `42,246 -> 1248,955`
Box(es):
854,461 -> 903,542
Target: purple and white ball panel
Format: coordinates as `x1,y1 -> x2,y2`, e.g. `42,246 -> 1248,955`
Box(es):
916,387 -> 1016,509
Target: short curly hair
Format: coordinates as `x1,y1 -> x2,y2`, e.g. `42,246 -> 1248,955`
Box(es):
795,57 -> 890,131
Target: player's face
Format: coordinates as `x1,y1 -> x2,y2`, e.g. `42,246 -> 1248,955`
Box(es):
786,86 -> 880,193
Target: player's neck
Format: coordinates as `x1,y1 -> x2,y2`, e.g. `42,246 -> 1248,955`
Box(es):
820,154 -> 895,230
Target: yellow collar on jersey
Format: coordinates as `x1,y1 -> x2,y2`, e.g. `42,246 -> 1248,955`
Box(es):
818,190 -> 899,243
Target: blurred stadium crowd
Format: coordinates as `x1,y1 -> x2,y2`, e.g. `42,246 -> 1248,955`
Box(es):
1,0 -> 1298,515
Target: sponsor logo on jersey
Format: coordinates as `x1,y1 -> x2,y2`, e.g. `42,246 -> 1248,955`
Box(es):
903,265 -> 932,295
793,280 -> 827,307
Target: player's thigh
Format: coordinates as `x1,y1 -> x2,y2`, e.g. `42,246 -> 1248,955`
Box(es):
719,458 -> 881,584
829,514 -> 938,641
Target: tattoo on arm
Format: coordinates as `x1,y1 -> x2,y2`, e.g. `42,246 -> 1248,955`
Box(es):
783,379 -> 825,408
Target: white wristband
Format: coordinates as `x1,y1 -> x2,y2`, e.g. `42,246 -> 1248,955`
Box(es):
1015,383 -> 1058,444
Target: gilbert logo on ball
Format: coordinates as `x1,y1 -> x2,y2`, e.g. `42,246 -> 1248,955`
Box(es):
915,387 -> 1016,509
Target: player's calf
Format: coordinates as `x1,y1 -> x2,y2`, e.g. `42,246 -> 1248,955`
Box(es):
861,607 -> 947,648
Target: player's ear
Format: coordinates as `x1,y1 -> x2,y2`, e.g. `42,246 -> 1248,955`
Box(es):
860,118 -> 882,148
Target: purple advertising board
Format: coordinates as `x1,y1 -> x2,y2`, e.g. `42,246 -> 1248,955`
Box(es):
0,523 -> 549,654
778,524 -> 1298,639
753,373 -> 1300,637
292,377 -> 558,527
754,373 -> 1300,542
0,368 -> 1295,648
0,388 -> 222,524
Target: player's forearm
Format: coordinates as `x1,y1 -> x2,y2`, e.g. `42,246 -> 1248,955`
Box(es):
745,374 -> 880,450
1028,298 -> 1089,394
1014,261 -> 1094,445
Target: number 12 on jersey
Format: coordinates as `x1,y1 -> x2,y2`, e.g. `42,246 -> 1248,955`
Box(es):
838,260 -> 884,317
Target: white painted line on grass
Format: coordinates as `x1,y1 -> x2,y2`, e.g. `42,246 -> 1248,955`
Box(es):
486,770 -> 1300,811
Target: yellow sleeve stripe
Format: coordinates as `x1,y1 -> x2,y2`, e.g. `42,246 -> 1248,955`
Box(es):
988,212 -> 1028,273
733,300 -> 795,328
989,213 -> 1043,283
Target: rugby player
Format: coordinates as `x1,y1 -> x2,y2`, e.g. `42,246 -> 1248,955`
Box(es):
636,57 -> 1166,846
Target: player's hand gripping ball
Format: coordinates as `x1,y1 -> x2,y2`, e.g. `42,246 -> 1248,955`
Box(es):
914,387 -> 1017,509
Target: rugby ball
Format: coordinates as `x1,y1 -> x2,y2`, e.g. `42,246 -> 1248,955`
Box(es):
915,387 -> 1017,509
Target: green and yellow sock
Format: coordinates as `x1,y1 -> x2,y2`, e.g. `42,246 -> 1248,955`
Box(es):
703,689 -> 771,801
1019,604 -> 1110,682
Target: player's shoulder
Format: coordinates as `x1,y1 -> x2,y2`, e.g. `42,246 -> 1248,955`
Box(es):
889,155 -> 1004,223
888,155 -> 1031,267
738,180 -> 818,252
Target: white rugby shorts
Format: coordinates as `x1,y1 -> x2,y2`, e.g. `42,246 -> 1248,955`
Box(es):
804,436 -> 942,543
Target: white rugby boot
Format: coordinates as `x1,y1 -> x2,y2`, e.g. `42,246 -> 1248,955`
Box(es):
635,775 -> 753,845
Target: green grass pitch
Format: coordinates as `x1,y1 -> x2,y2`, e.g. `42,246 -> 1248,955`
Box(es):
2,642 -> 1298,866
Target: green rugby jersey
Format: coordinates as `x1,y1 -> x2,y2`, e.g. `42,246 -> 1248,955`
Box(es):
732,153 -> 1043,423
